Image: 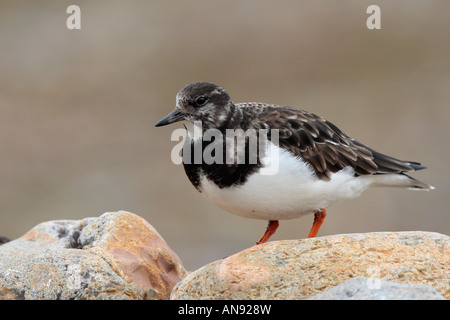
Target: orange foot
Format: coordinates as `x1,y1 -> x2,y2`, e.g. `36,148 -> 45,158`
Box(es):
255,220 -> 279,245
308,208 -> 327,238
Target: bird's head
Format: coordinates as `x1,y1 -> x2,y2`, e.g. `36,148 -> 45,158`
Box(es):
155,81 -> 234,130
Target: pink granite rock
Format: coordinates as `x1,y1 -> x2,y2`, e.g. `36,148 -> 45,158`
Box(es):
171,231 -> 449,300
0,211 -> 188,299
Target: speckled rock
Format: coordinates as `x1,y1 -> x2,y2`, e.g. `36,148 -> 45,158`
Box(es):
171,231 -> 449,300
0,211 -> 188,300
308,276 -> 445,300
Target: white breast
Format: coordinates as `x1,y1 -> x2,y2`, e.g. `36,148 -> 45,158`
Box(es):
199,142 -> 373,220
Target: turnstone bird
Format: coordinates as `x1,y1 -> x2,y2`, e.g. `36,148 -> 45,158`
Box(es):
155,81 -> 434,245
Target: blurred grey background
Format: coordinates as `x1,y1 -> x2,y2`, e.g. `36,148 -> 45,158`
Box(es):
0,1 -> 448,271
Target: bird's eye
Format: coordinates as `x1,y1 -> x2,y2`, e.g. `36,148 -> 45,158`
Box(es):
195,96 -> 208,106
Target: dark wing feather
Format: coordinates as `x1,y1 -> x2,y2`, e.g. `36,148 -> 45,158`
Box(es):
240,103 -> 423,181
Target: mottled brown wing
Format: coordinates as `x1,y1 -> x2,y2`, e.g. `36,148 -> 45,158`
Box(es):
239,103 -> 423,181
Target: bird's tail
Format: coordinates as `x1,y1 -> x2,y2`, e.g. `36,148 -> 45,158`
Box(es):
370,173 -> 435,191
404,174 -> 435,191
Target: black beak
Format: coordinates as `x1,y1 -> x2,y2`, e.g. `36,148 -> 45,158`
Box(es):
155,108 -> 186,127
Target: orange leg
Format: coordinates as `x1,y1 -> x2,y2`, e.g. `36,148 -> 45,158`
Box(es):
256,220 -> 279,245
308,208 -> 327,238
